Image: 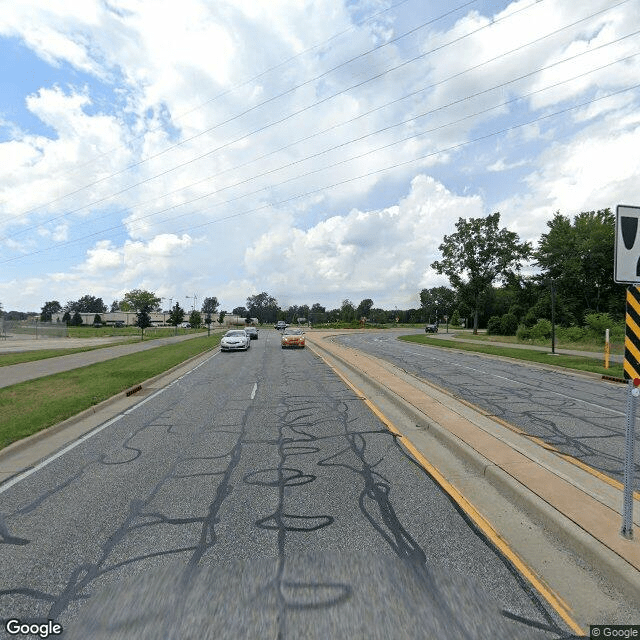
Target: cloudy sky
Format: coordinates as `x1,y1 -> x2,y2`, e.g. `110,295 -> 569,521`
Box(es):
1,0 -> 639,314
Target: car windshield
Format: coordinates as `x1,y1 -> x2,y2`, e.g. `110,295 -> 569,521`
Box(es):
226,331 -> 245,336
283,329 -> 302,335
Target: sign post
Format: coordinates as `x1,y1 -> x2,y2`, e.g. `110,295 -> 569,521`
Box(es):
615,204 -> 640,539
622,378 -> 639,538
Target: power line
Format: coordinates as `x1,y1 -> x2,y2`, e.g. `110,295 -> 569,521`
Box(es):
4,82 -> 637,265
115,56 -> 640,235
2,1 -> 631,242
5,0 -> 478,221
20,0 -> 417,183
99,48 -> 640,241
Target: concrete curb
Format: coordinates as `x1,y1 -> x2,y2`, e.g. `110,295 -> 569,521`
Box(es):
307,333 -> 640,608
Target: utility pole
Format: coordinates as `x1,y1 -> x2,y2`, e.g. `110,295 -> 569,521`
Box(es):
549,278 -> 556,354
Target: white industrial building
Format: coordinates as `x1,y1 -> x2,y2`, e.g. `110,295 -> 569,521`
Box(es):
50,312 -> 255,327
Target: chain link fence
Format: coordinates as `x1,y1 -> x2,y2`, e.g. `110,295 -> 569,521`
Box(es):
0,319 -> 68,340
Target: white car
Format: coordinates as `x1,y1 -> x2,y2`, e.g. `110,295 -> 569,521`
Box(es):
220,329 -> 251,351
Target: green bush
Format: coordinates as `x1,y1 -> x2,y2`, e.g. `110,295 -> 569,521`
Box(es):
500,313 -> 518,336
531,318 -> 552,340
522,308 -> 539,327
516,325 -> 532,341
584,312 -> 612,336
486,316 -> 502,335
558,326 -> 586,342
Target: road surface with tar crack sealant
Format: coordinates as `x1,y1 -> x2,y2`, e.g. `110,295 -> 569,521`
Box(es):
0,330 -> 575,638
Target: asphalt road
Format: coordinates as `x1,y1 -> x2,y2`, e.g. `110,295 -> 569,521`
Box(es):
0,331 -> 574,639
334,330 -> 638,485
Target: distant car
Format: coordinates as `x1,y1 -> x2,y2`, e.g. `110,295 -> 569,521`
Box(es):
114,321 -> 125,328
245,327 -> 259,340
425,323 -> 438,333
181,322 -> 191,328
221,329 -> 251,351
281,328 -> 305,348
274,321 -> 288,330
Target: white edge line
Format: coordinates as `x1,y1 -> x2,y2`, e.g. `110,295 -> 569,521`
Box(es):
251,382 -> 258,400
0,350 -> 220,494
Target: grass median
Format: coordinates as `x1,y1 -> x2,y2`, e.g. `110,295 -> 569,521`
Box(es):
0,334 -> 221,451
399,334 -> 624,378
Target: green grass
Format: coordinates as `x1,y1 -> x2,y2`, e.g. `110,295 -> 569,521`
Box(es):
399,334 -> 624,378
458,332 -> 624,355
0,334 -> 221,450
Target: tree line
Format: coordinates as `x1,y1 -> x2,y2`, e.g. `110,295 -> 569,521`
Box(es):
2,208 -> 624,337
426,208 -> 625,336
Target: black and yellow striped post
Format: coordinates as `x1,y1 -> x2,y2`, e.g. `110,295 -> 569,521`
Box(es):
622,286 -> 640,538
624,286 -> 640,380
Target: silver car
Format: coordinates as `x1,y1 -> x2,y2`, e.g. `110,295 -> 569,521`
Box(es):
220,329 -> 251,351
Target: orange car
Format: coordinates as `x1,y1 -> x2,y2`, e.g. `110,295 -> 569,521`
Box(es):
281,328 -> 305,348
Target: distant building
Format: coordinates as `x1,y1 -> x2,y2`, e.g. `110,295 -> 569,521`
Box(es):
51,311 -> 166,326
50,312 -> 258,327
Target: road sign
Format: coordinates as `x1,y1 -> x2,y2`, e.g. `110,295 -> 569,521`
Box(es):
615,205 -> 640,283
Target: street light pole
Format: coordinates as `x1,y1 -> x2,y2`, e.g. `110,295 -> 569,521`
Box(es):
186,294 -> 198,311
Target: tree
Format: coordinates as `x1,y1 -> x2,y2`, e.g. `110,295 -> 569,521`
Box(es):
71,310 -> 83,326
217,310 -> 226,325
78,295 -> 107,313
309,303 -> 326,324
136,305 -> 152,339
356,299 -> 374,320
204,311 -> 213,336
168,302 -> 185,331
419,287 -> 456,323
123,289 -> 161,312
431,212 -> 531,333
369,308 -> 387,324
189,310 -> 202,329
534,209 -> 625,323
232,306 -> 248,317
246,292 -> 279,324
340,299 -> 356,322
93,314 -> 102,325
64,296 -> 107,314
40,300 -> 62,322
202,296 -> 219,316
110,300 -> 120,312
297,304 -> 310,324
62,311 -> 71,325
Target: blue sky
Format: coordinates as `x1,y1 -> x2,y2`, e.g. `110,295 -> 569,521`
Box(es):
1,0 -> 639,313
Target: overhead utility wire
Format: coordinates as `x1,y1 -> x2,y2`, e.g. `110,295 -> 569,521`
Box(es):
40,83 -> 640,260
9,0 -> 478,220
82,47 -> 638,240
105,33 -> 640,231
165,84 -> 640,234
4,78 -> 637,265
2,0 -> 626,242
116,55 -> 640,235
0,0 -> 567,237
12,36 -> 633,250
61,0 -> 416,176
